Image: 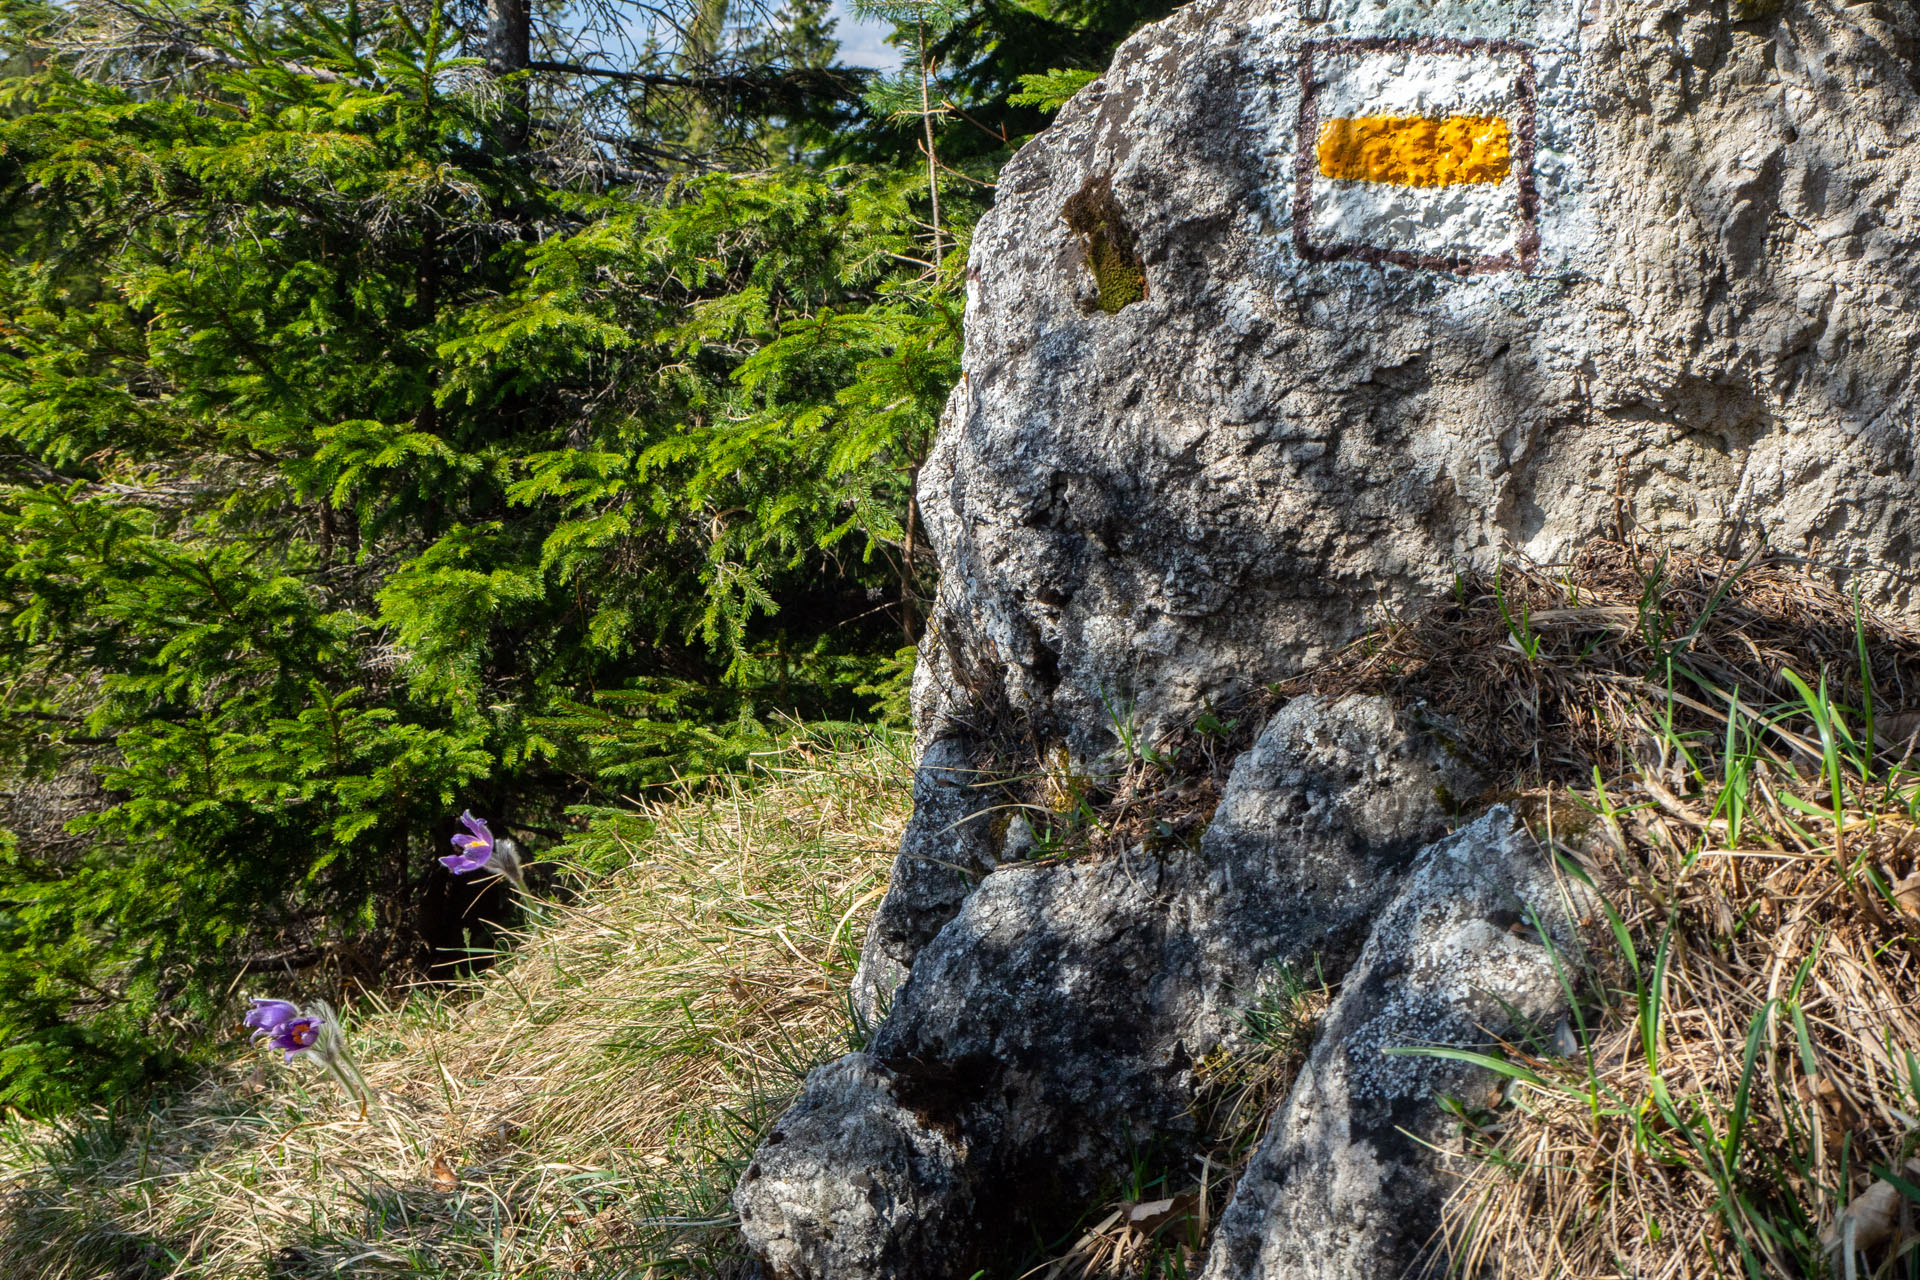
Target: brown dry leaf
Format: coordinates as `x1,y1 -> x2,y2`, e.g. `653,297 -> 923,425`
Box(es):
1126,1191 -> 1197,1235
1878,710 -> 1920,752
235,1060 -> 268,1096
1822,1159 -> 1920,1256
1894,871 -> 1920,915
1799,1074 -> 1861,1132
1797,1075 -> 1837,1105
429,1152 -> 459,1192
1823,1178 -> 1902,1254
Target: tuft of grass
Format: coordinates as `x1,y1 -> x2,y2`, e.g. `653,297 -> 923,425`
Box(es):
1279,537 -> 1920,791
1293,539 -> 1920,1279
1441,767 -> 1920,1278
0,725 -> 910,1278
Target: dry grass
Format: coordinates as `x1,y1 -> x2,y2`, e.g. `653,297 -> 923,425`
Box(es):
1279,538 -> 1920,788
1445,778 -> 1920,1280
0,725 -> 909,1279
1286,539 -> 1920,1280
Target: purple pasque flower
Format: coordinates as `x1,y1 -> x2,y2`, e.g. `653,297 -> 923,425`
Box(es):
244,997 -> 301,1043
244,997 -> 329,1063
441,810 -> 493,875
266,1014 -> 326,1063
242,998 -> 375,1114
440,810 -> 526,889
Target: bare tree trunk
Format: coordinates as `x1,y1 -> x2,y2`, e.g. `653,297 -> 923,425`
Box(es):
488,0 -> 531,150
682,0 -> 730,151
917,22 -> 942,269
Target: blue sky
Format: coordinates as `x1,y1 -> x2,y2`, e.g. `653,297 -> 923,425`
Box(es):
828,0 -> 903,70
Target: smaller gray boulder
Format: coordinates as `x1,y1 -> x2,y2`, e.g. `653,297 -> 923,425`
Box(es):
732,1053 -> 970,1280
738,695 -> 1482,1280
1201,807 -> 1587,1280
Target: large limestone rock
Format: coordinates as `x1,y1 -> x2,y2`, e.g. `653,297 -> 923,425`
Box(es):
925,0 -> 1920,759
743,0 -> 1920,1274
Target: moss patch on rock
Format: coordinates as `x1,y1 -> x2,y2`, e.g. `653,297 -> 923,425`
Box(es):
1062,173 -> 1146,313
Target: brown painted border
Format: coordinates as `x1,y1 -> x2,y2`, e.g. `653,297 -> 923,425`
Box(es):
1293,36 -> 1541,275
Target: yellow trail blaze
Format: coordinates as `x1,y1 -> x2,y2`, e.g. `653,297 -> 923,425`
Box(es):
1316,114 -> 1512,187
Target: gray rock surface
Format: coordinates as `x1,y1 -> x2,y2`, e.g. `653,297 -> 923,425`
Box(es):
749,0 -> 1920,1272
921,0 -> 1920,761
1201,807 -> 1585,1280
736,695 -> 1480,1279
732,1054 -> 970,1280
850,735 -> 1003,1021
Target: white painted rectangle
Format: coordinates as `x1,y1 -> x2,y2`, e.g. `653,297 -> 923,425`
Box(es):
1296,40 -> 1538,272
